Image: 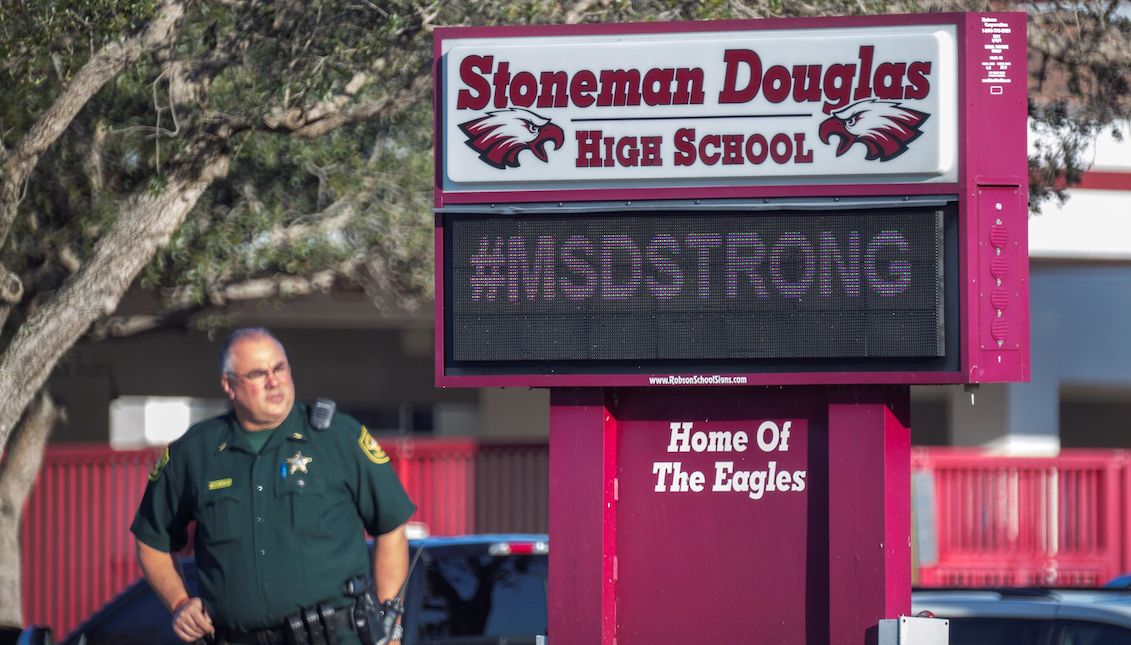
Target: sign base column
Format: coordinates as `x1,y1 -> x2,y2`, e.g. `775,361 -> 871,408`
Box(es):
547,385 -> 911,645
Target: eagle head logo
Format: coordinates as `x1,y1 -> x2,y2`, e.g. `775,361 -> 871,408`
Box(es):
459,108 -> 566,169
818,99 -> 929,162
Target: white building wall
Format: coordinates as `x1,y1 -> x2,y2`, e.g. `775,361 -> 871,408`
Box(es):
919,123 -> 1131,453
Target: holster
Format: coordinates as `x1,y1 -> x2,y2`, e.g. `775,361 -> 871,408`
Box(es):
344,575 -> 402,645
375,598 -> 404,645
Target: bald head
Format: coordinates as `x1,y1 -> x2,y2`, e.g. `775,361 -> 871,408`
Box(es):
219,327 -> 294,431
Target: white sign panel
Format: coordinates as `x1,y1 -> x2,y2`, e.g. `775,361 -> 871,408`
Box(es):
439,24 -> 958,194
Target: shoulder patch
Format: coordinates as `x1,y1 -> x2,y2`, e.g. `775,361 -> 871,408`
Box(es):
148,447 -> 170,482
358,426 -> 390,465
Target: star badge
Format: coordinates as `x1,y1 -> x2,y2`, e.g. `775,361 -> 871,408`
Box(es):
286,450 -> 313,475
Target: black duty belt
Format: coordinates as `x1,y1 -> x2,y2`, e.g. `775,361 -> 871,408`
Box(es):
216,605 -> 354,645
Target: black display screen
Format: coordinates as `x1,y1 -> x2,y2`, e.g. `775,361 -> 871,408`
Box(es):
444,206 -> 954,374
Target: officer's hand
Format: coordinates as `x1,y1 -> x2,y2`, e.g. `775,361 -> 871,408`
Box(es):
172,597 -> 214,642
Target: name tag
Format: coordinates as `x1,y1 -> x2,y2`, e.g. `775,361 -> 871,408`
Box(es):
208,478 -> 233,490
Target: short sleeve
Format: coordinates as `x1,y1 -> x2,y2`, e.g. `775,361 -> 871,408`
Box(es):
130,444 -> 192,552
350,423 -> 417,535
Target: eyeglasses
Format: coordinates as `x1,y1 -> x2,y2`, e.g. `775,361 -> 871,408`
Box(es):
228,362 -> 290,385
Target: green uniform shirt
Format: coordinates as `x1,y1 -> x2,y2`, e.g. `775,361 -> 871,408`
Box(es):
131,404 -> 416,632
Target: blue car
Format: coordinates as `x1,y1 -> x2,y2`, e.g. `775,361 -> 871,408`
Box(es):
61,535 -> 549,645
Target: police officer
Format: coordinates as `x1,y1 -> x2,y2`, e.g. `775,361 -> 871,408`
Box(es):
131,327 -> 416,644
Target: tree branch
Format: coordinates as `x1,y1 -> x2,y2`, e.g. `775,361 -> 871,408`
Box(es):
264,3 -> 436,133
0,261 -> 21,337
87,260 -> 361,342
266,73 -> 432,139
564,0 -> 612,24
0,138 -> 230,451
262,200 -> 359,248
206,268 -> 344,304
0,264 -> 22,305
87,264 -> 361,342
83,120 -> 108,194
86,314 -> 172,341
0,0 -> 186,250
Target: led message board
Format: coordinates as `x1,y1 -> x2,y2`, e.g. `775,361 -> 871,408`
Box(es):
445,205 -> 955,375
434,13 -> 1031,386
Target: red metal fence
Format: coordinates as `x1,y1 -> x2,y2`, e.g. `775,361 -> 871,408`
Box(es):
387,438 -> 476,537
20,446 -> 155,638
20,439 -> 548,638
913,448 -> 1128,587
22,443 -> 1131,637
474,442 -> 549,534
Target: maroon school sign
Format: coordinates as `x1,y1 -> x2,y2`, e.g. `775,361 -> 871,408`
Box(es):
433,12 -> 1029,645
434,13 -> 1029,389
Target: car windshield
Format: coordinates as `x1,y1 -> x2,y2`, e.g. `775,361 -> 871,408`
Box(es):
417,553 -> 547,643
949,617 -> 1049,644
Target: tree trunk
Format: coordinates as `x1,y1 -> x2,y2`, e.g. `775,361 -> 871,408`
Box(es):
0,144 -> 229,625
0,0 -> 185,341
0,393 -> 60,627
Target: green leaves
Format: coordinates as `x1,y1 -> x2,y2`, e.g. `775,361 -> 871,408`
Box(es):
0,0 -> 160,83
2,0 -> 1128,333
